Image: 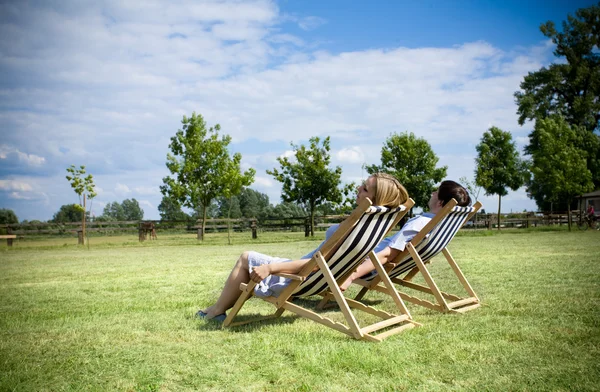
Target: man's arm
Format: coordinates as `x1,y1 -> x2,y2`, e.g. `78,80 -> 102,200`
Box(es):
340,246 -> 401,290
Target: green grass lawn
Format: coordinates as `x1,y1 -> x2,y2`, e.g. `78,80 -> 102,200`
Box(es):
1,230 -> 599,391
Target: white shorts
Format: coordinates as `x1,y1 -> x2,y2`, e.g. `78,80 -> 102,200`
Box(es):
247,251 -> 294,297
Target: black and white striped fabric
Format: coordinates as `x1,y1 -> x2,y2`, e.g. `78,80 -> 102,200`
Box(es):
292,204 -> 407,297
363,205 -> 476,281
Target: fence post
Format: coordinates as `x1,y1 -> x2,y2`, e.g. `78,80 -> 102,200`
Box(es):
77,230 -> 84,245
6,226 -> 13,247
487,214 -> 492,230
304,218 -> 310,237
138,222 -> 146,242
251,219 -> 257,239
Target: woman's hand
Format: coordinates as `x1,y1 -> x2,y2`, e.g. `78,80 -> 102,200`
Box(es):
250,264 -> 272,282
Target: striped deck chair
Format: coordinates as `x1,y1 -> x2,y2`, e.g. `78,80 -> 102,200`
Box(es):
352,199 -> 483,313
222,197 -> 419,342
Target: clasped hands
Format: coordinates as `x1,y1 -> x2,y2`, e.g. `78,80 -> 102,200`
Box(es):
250,264 -> 272,282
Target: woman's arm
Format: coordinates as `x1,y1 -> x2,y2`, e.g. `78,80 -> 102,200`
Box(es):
249,259 -> 311,282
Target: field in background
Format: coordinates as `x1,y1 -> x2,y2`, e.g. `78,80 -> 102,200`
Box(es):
1,230 -> 599,391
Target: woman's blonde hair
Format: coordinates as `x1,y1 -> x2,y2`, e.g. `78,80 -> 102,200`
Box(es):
371,173 -> 409,208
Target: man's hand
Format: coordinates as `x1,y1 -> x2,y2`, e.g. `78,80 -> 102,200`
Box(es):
250,264 -> 271,282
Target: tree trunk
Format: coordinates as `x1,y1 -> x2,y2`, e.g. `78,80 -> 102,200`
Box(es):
82,194 -> 87,244
497,194 -> 501,231
201,205 -> 206,241
227,196 -> 232,245
567,197 -> 572,231
310,202 -> 315,237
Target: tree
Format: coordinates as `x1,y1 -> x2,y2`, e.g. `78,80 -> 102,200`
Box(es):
365,132 -> 447,211
239,188 -> 270,218
221,155 -> 255,244
158,195 -> 190,221
160,112 -> 253,240
121,198 -> 144,221
102,202 -> 125,221
267,136 -> 344,236
475,127 -> 526,230
514,4 -> 600,190
0,208 -> 18,224
66,165 -> 96,245
515,4 -> 600,132
525,117 -> 595,230
53,204 -> 86,223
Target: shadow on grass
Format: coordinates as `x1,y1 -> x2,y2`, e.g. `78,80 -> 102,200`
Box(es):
194,295 -> 388,333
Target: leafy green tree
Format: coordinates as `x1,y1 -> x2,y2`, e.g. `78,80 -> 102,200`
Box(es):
102,202 -> 125,221
267,136 -> 344,236
525,117 -> 595,229
158,195 -> 191,221
217,196 -> 242,219
121,198 -> 144,221
515,4 -> 600,132
475,127 -> 526,230
161,112 -> 253,240
65,165 -> 96,244
239,188 -> 270,218
0,208 -> 18,224
365,132 -> 447,211
514,4 -> 600,191
222,155 -> 255,244
262,202 -> 306,219
53,204 -> 86,223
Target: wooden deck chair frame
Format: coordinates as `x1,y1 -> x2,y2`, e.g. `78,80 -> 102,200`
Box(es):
222,197 -> 420,342
351,199 -> 483,314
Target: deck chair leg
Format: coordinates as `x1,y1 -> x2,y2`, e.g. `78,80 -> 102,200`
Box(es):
403,266 -> 420,282
222,281 -> 256,327
369,251 -> 412,318
354,286 -> 369,301
407,243 -> 450,312
314,253 -> 363,340
317,291 -> 334,310
442,248 -> 479,301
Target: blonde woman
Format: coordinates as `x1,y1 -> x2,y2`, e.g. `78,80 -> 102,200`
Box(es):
197,173 -> 408,321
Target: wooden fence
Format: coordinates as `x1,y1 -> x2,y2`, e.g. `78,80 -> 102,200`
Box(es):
0,210 -> 585,243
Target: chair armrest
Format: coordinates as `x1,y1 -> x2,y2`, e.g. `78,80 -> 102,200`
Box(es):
273,273 -> 305,281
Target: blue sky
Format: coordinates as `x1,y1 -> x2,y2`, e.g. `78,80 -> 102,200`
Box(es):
0,0 -> 597,221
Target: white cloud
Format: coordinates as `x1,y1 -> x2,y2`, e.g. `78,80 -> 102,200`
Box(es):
280,150 -> 295,159
298,16 -> 326,31
139,200 -> 153,209
0,145 -> 45,166
115,183 -> 131,194
9,191 -> 35,200
336,146 -> 365,163
134,186 -> 158,195
0,180 -> 33,192
253,176 -> 274,187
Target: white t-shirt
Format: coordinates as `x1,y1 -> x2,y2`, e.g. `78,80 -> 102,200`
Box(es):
374,213 -> 434,252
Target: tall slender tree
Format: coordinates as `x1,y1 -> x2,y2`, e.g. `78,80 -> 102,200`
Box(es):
222,154 -> 255,244
160,112 -> 254,240
365,132 -> 447,211
475,127 -> 526,230
267,136 -> 343,236
66,165 -> 96,245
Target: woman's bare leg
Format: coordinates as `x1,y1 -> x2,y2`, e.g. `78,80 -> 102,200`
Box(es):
201,251 -> 250,318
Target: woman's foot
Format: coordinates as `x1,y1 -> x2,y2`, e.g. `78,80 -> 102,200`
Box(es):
195,309 -> 227,322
